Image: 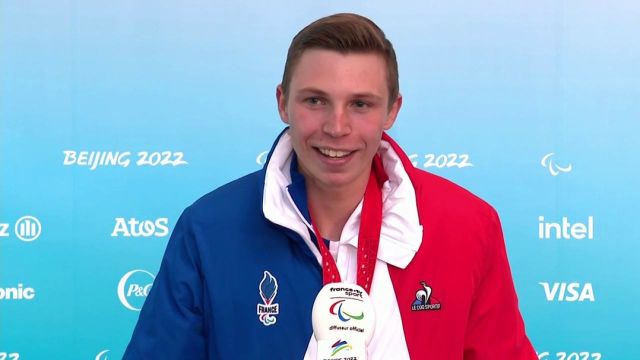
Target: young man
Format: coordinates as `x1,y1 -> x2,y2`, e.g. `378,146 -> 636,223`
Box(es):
124,13 -> 537,359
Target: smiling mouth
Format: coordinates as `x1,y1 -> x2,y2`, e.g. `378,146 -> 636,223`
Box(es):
316,147 -> 353,159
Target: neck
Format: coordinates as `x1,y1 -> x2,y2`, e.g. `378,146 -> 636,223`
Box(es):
306,174 -> 369,242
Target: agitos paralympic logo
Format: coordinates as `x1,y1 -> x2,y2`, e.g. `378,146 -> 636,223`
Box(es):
330,299 -> 365,322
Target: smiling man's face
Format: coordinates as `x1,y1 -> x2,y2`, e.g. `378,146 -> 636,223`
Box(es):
277,49 -> 402,193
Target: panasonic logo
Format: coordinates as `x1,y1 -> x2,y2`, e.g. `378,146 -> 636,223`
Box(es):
0,284 -> 36,301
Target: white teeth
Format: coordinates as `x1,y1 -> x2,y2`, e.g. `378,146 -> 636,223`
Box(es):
318,148 -> 350,158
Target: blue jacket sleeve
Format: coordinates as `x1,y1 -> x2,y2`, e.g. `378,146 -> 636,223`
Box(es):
123,208 -> 207,359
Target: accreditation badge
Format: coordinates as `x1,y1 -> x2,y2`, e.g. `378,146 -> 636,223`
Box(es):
312,283 -> 375,360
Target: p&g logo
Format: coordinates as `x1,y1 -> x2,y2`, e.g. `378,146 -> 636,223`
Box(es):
95,349 -> 110,360
118,269 -> 155,311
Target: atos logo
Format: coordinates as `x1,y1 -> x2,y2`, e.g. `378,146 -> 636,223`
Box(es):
541,153 -> 572,176
0,284 -> 36,301
538,216 -> 594,240
118,269 -> 155,311
0,216 -> 42,242
111,218 -> 169,238
539,282 -> 595,302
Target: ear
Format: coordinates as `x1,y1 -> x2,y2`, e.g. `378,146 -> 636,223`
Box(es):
383,93 -> 402,130
276,85 -> 289,124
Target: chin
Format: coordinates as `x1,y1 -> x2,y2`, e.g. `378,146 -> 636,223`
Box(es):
317,174 -> 360,189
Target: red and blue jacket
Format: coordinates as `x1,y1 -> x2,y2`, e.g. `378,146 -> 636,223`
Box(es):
124,129 -> 537,359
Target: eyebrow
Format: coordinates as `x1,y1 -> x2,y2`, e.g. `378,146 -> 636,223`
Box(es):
297,87 -> 383,101
297,87 -> 329,96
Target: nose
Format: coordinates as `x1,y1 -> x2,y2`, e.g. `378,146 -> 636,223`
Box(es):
322,107 -> 351,137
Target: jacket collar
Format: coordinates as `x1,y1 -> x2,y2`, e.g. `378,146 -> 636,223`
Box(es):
262,128 -> 423,269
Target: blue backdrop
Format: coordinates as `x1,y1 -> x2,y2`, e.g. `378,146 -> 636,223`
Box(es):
1,1 -> 638,359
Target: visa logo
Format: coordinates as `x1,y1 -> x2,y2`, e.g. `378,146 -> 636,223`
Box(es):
539,282 -> 595,302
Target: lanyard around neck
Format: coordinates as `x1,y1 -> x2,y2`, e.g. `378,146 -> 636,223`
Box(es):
308,155 -> 387,293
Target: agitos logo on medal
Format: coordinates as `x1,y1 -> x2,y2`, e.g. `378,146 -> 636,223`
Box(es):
330,299 -> 365,322
411,281 -> 441,311
257,271 -> 279,326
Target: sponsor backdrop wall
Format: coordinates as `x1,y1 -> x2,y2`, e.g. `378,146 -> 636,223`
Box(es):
1,1 -> 638,359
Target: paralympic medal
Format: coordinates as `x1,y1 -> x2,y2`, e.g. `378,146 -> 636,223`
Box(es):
312,283 -> 374,360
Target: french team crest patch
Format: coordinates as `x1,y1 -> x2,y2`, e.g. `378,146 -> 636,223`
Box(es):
257,271 -> 279,326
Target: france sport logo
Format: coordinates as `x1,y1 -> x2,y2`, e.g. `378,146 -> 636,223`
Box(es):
257,271 -> 279,326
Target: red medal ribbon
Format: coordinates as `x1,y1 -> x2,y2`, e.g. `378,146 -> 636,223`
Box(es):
309,155 -> 387,293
